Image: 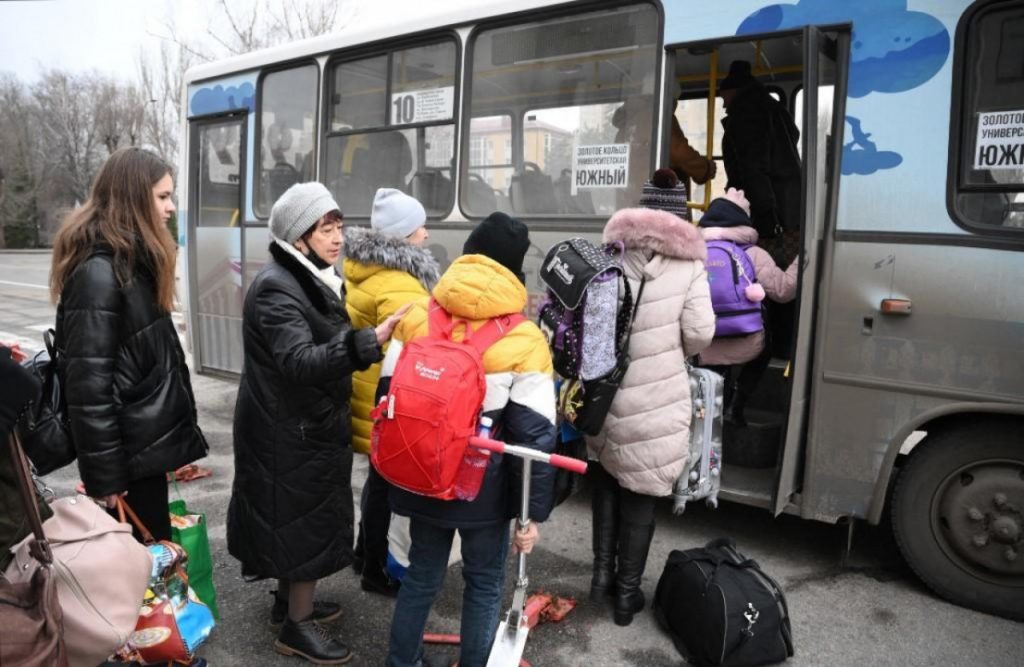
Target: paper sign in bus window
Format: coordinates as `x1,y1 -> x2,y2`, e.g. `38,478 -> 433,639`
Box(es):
974,110 -> 1024,171
571,144 -> 630,195
390,86 -> 455,125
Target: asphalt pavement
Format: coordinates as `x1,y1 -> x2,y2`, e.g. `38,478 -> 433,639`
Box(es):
1,250 -> 1021,666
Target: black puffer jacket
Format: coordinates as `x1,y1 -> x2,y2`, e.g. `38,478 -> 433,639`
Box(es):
721,81 -> 802,238
57,248 -> 208,497
227,242 -> 381,581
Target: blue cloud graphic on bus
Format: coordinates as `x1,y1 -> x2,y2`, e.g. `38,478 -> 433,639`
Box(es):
737,0 -> 950,98
190,83 -> 255,116
842,116 -> 902,175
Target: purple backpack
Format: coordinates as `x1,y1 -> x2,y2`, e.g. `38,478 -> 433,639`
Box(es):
705,240 -> 763,337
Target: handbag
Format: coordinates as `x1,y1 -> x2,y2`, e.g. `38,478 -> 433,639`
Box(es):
558,277 -> 647,436
0,433 -> 68,667
115,503 -> 215,666
5,494 -> 152,667
16,328 -> 76,475
169,497 -> 219,619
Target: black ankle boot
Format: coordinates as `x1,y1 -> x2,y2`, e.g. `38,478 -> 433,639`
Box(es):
590,468 -> 619,600
613,522 -> 655,626
275,615 -> 352,664
360,563 -> 401,598
269,591 -> 343,632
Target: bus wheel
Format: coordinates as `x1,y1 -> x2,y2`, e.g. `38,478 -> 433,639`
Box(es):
891,420 -> 1024,620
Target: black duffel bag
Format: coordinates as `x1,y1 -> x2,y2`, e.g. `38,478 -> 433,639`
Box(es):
16,328 -> 76,475
653,538 -> 794,667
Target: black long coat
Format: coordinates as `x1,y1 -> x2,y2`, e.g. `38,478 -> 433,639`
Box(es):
57,248 -> 208,497
227,242 -> 381,581
721,82 -> 802,239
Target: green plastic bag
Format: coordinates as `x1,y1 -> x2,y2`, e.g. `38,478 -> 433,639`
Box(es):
169,498 -> 220,619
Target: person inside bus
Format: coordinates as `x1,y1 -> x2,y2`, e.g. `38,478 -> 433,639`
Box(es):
587,169 -> 715,627
228,182 -> 408,665
380,212 -> 557,667
612,98 -> 717,216
719,59 -> 801,255
696,187 -> 798,425
345,187 -> 440,598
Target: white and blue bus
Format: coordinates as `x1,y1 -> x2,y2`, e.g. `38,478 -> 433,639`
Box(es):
179,0 -> 1024,619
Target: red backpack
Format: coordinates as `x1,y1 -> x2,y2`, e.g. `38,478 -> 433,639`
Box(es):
370,299 -> 525,500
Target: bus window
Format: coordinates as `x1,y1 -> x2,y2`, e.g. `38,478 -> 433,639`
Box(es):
463,2 -> 660,218
792,85 -> 834,159
951,0 -> 1024,231
324,40 -> 457,218
465,115 -> 512,214
255,63 -> 318,218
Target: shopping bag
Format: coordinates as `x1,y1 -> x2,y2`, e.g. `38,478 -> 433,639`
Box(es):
113,541 -> 215,665
168,499 -> 219,620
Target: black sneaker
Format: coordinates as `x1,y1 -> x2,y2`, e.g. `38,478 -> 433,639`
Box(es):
270,591 -> 343,632
360,565 -> 401,598
274,615 -> 352,665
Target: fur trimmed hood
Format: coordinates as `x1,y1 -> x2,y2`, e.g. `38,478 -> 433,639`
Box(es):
602,208 -> 706,262
343,226 -> 440,291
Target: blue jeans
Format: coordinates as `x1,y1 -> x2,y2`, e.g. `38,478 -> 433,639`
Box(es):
387,519 -> 510,667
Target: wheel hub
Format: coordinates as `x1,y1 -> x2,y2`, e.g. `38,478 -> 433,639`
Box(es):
936,461 -> 1024,579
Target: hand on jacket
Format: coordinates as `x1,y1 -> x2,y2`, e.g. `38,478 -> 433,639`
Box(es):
512,521 -> 539,554
375,303 -> 412,346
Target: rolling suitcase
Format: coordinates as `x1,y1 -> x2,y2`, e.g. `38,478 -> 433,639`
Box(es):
672,366 -> 724,513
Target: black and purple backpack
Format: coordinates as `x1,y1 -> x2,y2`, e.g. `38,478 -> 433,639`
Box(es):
705,240 -> 766,337
537,237 -> 634,381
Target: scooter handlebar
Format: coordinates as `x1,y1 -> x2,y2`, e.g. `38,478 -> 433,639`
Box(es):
469,436 -> 588,475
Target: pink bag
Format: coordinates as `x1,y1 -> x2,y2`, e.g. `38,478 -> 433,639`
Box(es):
5,495 -> 153,667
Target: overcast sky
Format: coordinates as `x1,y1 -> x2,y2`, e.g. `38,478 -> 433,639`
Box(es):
0,0 -> 479,83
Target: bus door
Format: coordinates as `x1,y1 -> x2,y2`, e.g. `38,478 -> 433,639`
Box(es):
665,25 -> 848,513
187,114 -> 246,374
774,26 -> 849,515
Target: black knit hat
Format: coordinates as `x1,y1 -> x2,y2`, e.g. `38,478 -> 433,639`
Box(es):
463,212 -> 530,283
0,347 -> 39,437
638,168 -> 690,220
720,60 -> 756,92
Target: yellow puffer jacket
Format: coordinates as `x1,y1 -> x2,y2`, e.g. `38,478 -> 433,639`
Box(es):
343,227 -> 439,453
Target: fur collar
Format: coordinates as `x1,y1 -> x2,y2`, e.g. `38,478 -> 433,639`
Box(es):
603,208 -> 706,262
701,225 -> 759,245
343,227 -> 440,290
268,241 -> 344,316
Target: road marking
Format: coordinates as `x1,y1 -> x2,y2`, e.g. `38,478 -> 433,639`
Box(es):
25,324 -> 53,333
0,279 -> 49,290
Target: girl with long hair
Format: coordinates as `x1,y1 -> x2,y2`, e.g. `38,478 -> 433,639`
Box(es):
50,146 -> 208,543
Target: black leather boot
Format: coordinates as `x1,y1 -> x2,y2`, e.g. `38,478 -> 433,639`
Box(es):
360,562 -> 401,598
613,521 -> 655,626
275,615 -> 353,664
269,590 -> 343,632
590,469 -> 619,600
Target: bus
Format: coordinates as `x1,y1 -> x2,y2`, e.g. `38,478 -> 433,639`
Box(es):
178,0 -> 1024,620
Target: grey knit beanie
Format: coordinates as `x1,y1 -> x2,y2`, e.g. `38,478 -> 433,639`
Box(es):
370,188 -> 426,239
269,182 -> 341,244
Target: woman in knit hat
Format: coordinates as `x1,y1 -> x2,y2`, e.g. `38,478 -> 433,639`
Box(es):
345,188 -> 440,598
227,182 -> 409,665
586,168 -> 716,626
696,187 -> 798,425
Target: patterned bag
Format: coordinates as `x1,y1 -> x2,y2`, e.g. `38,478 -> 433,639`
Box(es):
113,541 -> 215,665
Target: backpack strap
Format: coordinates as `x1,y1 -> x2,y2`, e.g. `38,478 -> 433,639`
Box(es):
465,313 -> 528,356
427,298 -> 456,339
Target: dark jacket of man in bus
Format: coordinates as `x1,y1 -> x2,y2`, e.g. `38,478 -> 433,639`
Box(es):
719,60 -> 802,240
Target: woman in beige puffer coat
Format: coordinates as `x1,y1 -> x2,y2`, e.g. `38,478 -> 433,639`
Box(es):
585,169 -> 716,626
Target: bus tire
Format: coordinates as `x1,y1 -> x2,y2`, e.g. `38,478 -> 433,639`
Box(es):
891,419 -> 1024,620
